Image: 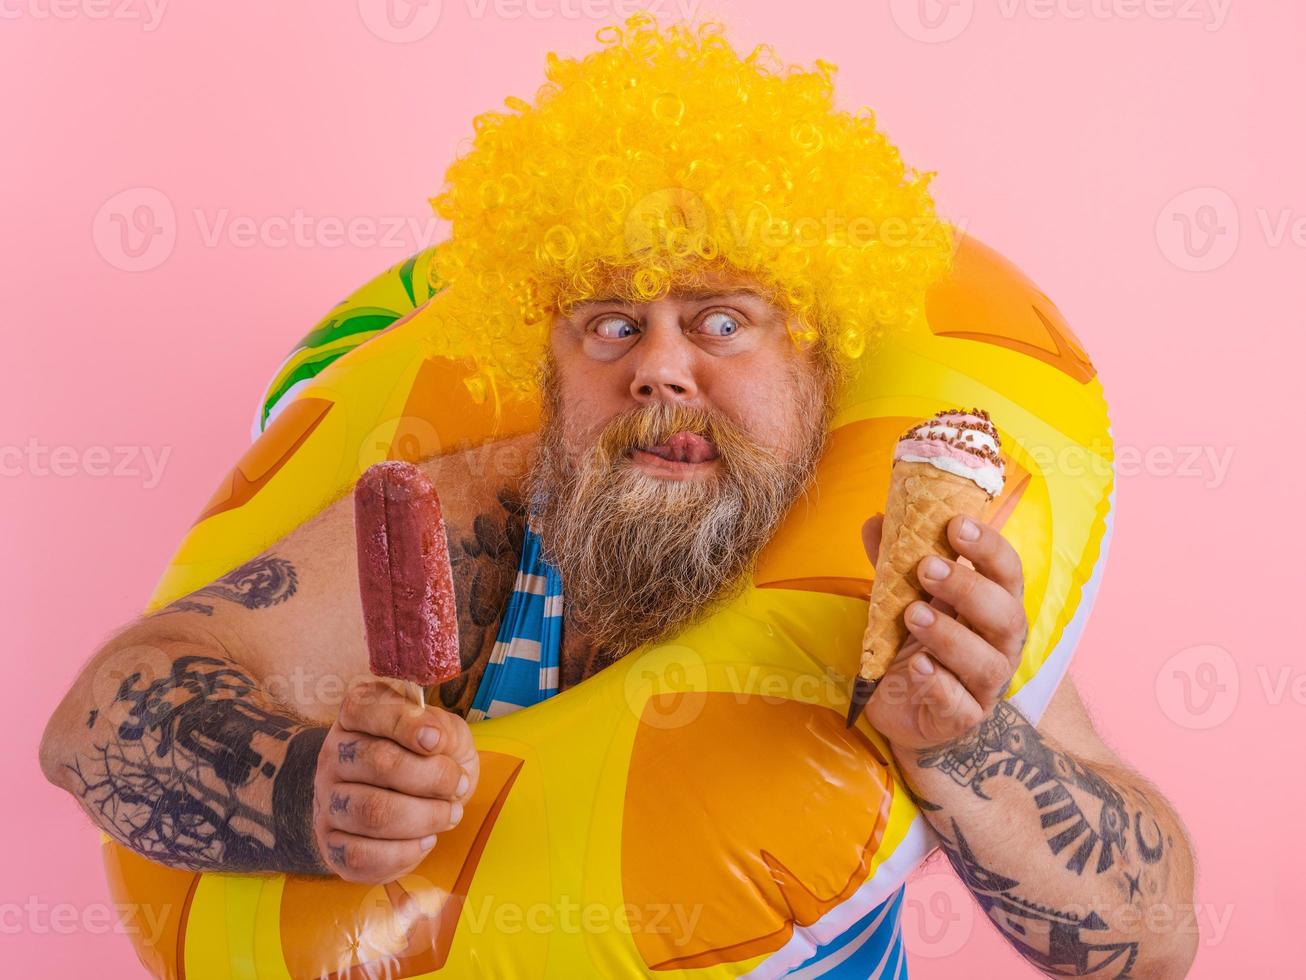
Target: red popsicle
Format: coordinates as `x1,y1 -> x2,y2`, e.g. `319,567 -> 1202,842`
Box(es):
354,461 -> 461,701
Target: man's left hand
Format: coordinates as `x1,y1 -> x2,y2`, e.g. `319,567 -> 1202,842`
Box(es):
860,513 -> 1028,752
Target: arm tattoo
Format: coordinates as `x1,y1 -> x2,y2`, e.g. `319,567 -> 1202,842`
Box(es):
918,701 -> 1160,877
68,654 -> 327,875
436,487 -> 524,715
155,554 -> 298,617
937,817 -> 1139,978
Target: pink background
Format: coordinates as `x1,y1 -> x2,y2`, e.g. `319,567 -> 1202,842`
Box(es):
3,1 -> 1298,976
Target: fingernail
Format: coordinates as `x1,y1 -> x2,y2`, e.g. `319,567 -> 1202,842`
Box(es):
911,654 -> 935,676
456,774 -> 470,798
420,834 -> 437,850
417,726 -> 440,750
449,802 -> 464,824
921,556 -> 950,580
958,517 -> 980,541
908,603 -> 936,627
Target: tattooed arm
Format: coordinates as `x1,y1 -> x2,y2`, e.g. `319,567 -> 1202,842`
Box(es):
858,515 -> 1197,978
902,683 -> 1196,978
39,435 -> 533,876
40,622 -> 331,875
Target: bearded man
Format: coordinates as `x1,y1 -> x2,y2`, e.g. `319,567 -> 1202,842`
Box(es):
41,16 -> 1195,978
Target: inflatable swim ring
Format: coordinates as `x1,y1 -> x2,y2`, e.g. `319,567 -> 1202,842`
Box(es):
102,232 -> 1113,979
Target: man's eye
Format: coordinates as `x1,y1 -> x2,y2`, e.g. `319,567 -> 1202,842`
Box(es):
699,311 -> 740,337
593,316 -> 637,339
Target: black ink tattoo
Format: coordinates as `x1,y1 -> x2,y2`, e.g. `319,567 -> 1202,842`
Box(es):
1124,871 -> 1142,902
329,792 -> 349,814
193,555 -> 297,609
66,654 -> 327,874
919,701 -> 1132,875
1133,813 -> 1165,865
86,708 -> 98,729
558,597 -> 624,693
898,768 -> 943,813
328,843 -> 346,867
938,818 -> 1139,977
157,599 -> 215,617
437,487 -> 525,713
156,555 -> 298,617
338,739 -> 358,764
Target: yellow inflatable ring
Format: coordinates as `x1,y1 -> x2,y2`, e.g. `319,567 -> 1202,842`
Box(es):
103,232 -> 1113,979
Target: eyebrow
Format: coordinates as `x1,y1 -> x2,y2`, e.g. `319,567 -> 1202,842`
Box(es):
572,288 -> 770,308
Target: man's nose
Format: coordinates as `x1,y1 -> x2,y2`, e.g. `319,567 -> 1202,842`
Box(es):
628,317 -> 699,404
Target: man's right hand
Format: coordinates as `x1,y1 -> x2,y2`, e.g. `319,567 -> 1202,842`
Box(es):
313,677 -> 480,884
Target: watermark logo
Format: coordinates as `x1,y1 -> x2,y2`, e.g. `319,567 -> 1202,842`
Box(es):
1155,186 -> 1240,272
890,0 -> 975,44
622,644 -> 708,729
625,188 -> 708,258
93,187 -> 176,272
1155,644 -> 1239,730
902,870 -> 975,957
358,0 -> 443,42
357,417 -> 445,472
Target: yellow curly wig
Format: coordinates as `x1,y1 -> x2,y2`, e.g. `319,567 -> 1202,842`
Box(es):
426,12 -> 955,402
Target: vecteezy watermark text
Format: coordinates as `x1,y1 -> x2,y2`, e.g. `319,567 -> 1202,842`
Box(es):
93,186 -> 445,272
1,440 -> 171,489
1025,441 -> 1235,489
891,0 -> 1231,44
0,898 -> 172,943
0,0 -> 168,30
357,0 -> 705,43
192,208 -> 443,251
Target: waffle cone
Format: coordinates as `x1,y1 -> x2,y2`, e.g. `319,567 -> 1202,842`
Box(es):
858,461 -> 991,681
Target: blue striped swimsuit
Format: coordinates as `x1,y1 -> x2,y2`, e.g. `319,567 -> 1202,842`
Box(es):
467,513 -> 908,978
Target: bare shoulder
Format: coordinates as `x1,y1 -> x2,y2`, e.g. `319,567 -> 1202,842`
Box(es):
416,432 -> 536,517
128,432 -> 539,725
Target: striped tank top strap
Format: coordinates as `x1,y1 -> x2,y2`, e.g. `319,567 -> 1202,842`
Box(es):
466,512 -> 564,721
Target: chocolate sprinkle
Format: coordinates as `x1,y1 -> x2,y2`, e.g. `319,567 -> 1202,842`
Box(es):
897,407 -> 1003,463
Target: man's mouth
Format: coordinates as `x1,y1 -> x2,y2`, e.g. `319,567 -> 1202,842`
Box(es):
633,431 -> 720,464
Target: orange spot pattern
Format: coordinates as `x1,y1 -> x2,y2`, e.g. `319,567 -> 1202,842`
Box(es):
927,236 -> 1096,383
754,417 -> 1030,599
194,398 -> 333,524
621,695 -> 893,970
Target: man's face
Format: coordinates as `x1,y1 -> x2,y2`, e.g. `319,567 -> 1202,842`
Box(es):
522,269 -> 837,658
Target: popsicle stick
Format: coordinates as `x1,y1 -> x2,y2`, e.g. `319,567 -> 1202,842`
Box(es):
400,680 -> 426,711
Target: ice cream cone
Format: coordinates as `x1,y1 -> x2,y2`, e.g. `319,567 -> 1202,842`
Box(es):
846,409 -> 1004,726
858,461 -> 991,679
